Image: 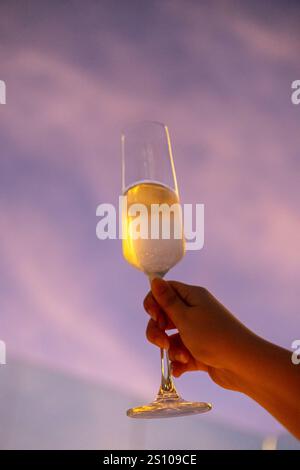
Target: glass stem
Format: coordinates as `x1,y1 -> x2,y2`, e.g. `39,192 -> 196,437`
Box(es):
157,347 -> 178,398
148,274 -> 179,400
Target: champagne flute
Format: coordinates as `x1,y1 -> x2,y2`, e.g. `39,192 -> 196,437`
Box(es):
121,121 -> 211,418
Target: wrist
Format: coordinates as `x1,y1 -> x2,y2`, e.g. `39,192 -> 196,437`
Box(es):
225,326 -> 266,394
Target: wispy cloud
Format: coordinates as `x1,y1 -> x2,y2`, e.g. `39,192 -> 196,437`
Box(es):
0,0 -> 299,434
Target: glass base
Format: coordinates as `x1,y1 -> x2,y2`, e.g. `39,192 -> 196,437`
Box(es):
127,392 -> 212,419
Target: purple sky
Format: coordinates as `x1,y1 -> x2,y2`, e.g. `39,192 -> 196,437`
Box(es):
0,0 -> 300,437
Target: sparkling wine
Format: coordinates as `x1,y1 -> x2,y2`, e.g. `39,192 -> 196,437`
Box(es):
122,181 -> 185,277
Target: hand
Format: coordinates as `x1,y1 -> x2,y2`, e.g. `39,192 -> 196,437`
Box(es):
144,278 -> 300,439
143,278 -> 256,391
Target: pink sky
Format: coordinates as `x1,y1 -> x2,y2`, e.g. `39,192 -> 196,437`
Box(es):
0,0 -> 299,438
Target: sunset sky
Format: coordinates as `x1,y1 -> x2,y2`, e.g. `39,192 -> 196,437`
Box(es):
0,0 -> 299,442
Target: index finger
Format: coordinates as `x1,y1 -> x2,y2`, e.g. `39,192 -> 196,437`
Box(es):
143,291 -> 176,330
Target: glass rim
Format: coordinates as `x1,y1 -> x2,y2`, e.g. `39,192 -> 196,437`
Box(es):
121,119 -> 166,138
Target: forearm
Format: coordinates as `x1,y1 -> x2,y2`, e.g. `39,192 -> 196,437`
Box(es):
235,332 -> 300,439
